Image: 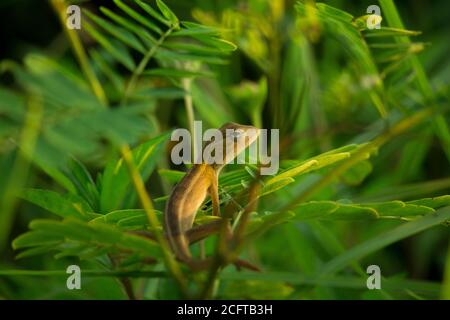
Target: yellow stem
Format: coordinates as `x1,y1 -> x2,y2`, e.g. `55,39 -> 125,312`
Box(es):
119,145 -> 188,296
50,0 -> 107,106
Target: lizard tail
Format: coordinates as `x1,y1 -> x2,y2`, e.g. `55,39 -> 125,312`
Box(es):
167,233 -> 192,261
166,229 -> 261,272
167,233 -> 213,271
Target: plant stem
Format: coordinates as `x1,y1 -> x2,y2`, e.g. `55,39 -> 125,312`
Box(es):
0,97 -> 42,253
119,145 -> 189,297
268,29 -> 282,129
120,277 -> 136,300
0,269 -> 441,294
442,240 -> 450,299
379,0 -> 450,162
182,77 -> 196,155
199,178 -> 261,299
121,26 -> 175,104
283,107 -> 433,210
50,0 -> 107,106
109,254 -> 136,300
198,204 -> 234,299
0,269 -> 167,278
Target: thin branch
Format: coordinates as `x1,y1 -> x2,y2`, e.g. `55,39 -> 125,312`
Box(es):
121,26 -> 176,104
0,97 -> 42,253
198,176 -> 262,299
0,270 -> 167,278
119,277 -> 137,300
182,77 -> 196,155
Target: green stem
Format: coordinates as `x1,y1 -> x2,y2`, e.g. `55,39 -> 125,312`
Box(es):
0,270 -> 167,278
442,240 -> 450,299
268,32 -> 281,129
379,0 -> 450,162
122,26 -> 175,103
0,268 -> 440,293
182,77 -> 196,156
0,97 -> 42,253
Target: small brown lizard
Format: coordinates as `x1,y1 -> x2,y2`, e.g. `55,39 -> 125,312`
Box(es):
164,122 -> 260,270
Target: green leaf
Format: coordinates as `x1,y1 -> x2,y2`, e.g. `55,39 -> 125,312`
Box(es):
341,160 -> 372,185
120,232 -> 160,256
156,0 -> 179,27
14,218 -> 161,259
316,3 -> 354,22
100,7 -> 157,45
246,211 -> 295,240
155,49 -> 228,64
29,219 -> 94,241
221,280 -> 293,299
91,209 -> 146,224
260,178 -> 295,197
115,0 -> 163,33
62,157 -> 100,212
21,189 -> 94,220
291,197 -> 445,222
144,68 -> 214,78
83,20 -> 136,71
326,203 -> 379,220
163,42 -> 229,55
91,208 -> 162,230
16,54 -> 100,111
117,215 -> 150,229
407,195 -> 450,209
99,133 -> 169,212
363,26 -> 421,37
135,0 -> 170,28
265,160 -> 317,186
134,87 -> 186,99
190,81 -> 232,127
84,9 -> 146,54
363,202 -> 434,217
7,54 -> 156,165
54,244 -> 107,260
220,272 -> 441,294
194,37 -> 237,52
227,78 -> 266,128
12,231 -> 62,249
158,169 -> 185,183
30,157 -> 77,194
173,22 -> 221,36
15,245 -> 57,259
265,146 -> 359,186
293,201 -> 338,220
296,2 -> 387,117
0,87 -> 25,121
319,205 -> 450,276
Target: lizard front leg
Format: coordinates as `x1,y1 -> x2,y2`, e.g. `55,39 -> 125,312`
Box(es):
207,169 -> 238,255
209,170 -> 221,217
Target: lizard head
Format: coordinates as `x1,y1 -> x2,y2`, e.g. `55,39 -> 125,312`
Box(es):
204,122 -> 260,170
